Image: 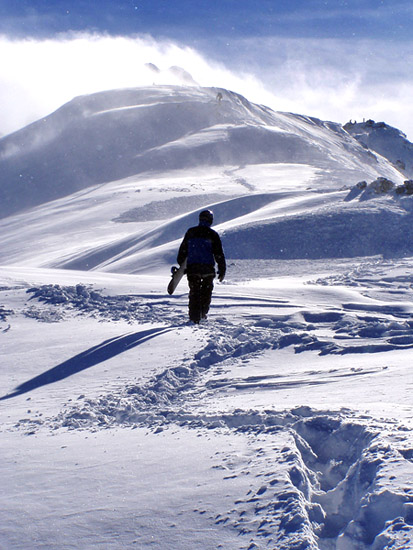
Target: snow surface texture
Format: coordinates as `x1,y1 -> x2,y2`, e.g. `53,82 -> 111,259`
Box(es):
1,86 -> 413,550
1,260 -> 413,550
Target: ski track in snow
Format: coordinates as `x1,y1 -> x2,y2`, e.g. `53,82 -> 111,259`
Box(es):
1,259 -> 413,549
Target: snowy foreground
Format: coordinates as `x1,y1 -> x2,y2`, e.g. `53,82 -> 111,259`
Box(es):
1,257 -> 413,550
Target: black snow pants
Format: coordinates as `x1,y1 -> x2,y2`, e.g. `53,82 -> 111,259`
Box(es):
187,274 -> 214,323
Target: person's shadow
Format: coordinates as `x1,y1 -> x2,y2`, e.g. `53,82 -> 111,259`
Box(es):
1,326 -> 173,401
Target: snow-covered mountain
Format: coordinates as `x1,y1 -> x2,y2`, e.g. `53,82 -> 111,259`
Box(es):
0,86 -> 404,220
1,86 -> 413,550
0,85 -> 412,272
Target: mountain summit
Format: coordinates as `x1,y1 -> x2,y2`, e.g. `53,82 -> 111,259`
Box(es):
0,86 -> 404,219
0,86 -> 412,270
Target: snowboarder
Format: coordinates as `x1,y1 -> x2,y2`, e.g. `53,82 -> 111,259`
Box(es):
177,209 -> 226,324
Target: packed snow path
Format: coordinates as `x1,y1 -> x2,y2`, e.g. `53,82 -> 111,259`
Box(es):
1,258 -> 413,550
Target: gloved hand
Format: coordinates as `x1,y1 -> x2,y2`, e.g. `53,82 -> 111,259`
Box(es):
218,271 -> 225,282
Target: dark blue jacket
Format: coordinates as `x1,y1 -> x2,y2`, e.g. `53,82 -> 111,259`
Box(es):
177,222 -> 226,277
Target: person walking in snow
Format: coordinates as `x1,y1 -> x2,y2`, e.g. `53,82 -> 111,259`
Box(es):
177,209 -> 226,324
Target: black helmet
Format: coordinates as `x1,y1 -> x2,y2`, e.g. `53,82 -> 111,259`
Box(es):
199,209 -> 213,225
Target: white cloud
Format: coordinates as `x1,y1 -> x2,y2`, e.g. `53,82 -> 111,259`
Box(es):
0,33 -> 271,135
1,33 -> 413,142
219,36 -> 413,140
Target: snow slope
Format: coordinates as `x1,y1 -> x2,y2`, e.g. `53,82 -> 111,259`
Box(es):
0,85 -> 404,221
1,259 -> 413,550
1,86 -> 413,550
0,86 -> 411,271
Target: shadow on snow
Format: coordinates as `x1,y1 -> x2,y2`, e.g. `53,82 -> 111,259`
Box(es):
0,326 -> 172,401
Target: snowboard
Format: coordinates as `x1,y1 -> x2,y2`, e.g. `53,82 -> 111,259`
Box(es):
167,259 -> 187,295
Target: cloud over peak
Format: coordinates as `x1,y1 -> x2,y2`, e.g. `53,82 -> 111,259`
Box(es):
1,32 -> 413,141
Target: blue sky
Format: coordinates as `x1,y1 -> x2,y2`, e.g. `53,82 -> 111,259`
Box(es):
1,0 -> 412,41
1,0 -> 413,139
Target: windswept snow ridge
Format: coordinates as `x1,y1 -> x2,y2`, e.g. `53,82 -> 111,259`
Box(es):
1,85 -> 412,272
0,86 -> 405,220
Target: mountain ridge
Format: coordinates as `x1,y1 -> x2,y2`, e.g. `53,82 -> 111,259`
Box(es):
0,85 -> 405,219
0,85 -> 412,271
